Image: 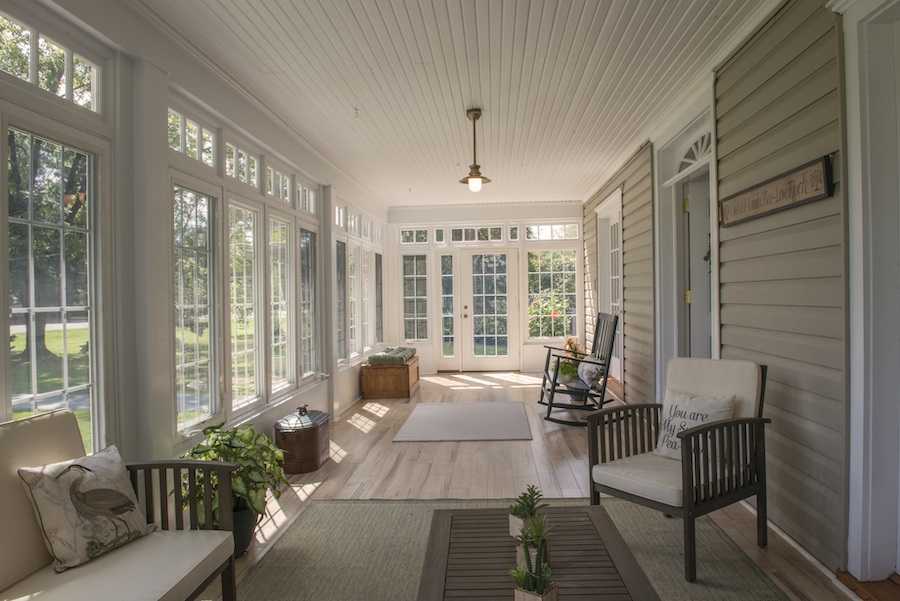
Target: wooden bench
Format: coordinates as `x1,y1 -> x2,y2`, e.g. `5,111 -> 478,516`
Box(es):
0,410 -> 238,601
360,355 -> 420,399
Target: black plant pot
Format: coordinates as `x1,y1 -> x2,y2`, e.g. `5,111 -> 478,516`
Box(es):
232,507 -> 259,558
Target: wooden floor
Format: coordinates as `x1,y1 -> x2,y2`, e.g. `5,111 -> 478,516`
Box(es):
206,371 -> 865,601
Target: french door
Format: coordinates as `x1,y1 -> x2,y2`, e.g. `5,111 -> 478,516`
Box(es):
437,249 -> 519,371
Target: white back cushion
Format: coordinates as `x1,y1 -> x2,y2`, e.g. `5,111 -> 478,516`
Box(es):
0,410 -> 86,590
664,358 -> 763,419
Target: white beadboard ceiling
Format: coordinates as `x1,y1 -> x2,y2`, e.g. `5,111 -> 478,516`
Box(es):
131,0 -> 775,209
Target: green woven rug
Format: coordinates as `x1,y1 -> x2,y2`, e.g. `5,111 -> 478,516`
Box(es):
238,499 -> 788,601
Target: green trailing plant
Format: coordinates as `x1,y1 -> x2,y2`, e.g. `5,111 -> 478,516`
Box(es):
509,484 -> 548,519
510,514 -> 555,595
182,423 -> 289,521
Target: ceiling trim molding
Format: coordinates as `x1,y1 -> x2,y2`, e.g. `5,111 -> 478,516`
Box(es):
826,0 -> 860,13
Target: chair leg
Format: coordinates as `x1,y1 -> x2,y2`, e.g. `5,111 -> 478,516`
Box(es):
684,515 -> 697,582
757,490 -> 768,548
221,558 -> 237,601
590,486 -> 600,506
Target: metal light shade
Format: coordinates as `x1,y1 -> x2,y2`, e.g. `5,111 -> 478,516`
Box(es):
460,109 -> 490,192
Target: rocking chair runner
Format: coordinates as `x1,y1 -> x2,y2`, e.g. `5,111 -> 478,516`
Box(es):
539,312 -> 618,426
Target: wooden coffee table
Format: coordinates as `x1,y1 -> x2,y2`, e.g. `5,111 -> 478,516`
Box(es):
416,505 -> 659,600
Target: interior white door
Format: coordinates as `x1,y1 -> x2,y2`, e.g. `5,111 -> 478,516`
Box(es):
595,191 -> 624,381
459,250 -> 520,371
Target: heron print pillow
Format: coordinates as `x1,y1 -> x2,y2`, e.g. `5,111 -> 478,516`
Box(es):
18,445 -> 156,572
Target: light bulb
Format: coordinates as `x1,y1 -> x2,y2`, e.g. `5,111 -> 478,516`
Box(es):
468,177 -> 482,193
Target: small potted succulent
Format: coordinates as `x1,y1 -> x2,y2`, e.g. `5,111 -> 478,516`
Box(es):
183,423 -> 289,556
508,484 -> 547,537
510,514 -> 558,601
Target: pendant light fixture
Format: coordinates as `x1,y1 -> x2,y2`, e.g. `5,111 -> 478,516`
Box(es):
459,108 -> 490,192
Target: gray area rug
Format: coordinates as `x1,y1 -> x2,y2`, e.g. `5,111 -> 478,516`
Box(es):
238,499 -> 789,601
392,401 -> 532,442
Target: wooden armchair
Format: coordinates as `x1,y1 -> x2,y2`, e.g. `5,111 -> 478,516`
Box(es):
539,311 -> 618,426
586,358 -> 769,581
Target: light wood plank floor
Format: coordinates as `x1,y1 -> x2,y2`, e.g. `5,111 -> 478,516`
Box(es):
205,372 -> 859,601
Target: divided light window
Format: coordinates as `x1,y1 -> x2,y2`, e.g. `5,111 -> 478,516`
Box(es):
299,229 -> 317,376
450,226 -> 502,242
335,241 -> 347,360
266,166 -> 290,204
229,205 -> 260,408
525,224 -> 579,240
402,255 -> 428,341
7,129 -> 95,450
361,249 -> 371,350
225,142 -> 259,187
174,185 -> 215,431
0,12 -> 99,111
400,228 -> 428,244
298,184 -> 316,214
269,218 -> 293,392
348,243 -> 358,355
168,109 -> 214,167
527,250 -> 577,338
441,256 -> 454,357
374,253 -> 383,344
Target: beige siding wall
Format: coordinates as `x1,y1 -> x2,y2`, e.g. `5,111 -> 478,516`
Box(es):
715,0 -> 846,570
583,144 -> 655,403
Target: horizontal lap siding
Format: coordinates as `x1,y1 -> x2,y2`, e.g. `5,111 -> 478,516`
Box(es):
715,0 -> 846,570
583,145 -> 655,403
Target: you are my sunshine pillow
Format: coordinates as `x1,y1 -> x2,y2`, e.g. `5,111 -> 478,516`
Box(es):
654,390 -> 735,460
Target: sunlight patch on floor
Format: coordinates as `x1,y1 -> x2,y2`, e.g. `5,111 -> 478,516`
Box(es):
330,440 -> 348,462
486,372 -> 542,386
362,401 -> 389,417
347,413 -> 376,433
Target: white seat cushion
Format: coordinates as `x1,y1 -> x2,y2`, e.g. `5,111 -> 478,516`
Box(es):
1,530 -> 233,601
592,453 -> 684,507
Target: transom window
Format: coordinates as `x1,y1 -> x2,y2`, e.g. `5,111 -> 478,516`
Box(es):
525,224 -> 579,240
450,226 -> 502,242
400,228 -> 428,244
168,109 -> 215,167
225,142 -> 259,187
298,184 -> 316,214
0,12 -> 99,112
266,166 -> 290,204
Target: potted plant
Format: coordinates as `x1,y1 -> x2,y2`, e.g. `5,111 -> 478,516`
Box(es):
509,484 -> 548,537
510,515 -> 558,601
183,423 -> 289,556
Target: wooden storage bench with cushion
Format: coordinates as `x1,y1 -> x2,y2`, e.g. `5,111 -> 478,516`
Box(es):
0,410 -> 238,601
360,347 -> 420,399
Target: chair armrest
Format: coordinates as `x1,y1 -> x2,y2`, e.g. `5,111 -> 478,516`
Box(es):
677,417 -> 771,505
586,403 -> 662,466
127,459 -> 239,532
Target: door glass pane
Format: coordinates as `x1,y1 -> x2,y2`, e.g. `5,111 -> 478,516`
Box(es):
471,254 -> 508,357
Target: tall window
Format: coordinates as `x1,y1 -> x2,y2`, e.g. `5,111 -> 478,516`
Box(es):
335,241 -> 347,360
229,206 -> 259,408
173,185 -> 214,432
527,250 -> 577,338
348,243 -> 358,355
269,218 -> 292,392
0,12 -> 99,111
402,255 -> 428,341
299,229 -> 317,376
375,253 -> 383,344
8,129 -> 95,450
361,249 -> 371,350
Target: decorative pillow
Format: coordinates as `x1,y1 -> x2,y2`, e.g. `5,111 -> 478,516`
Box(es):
577,355 -> 605,387
654,390 -> 736,460
18,445 -> 156,572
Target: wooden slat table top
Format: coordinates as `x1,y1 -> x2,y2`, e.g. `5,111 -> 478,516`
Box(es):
417,505 -> 660,601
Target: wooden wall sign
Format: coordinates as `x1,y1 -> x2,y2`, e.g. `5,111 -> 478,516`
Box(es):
719,156 -> 833,226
